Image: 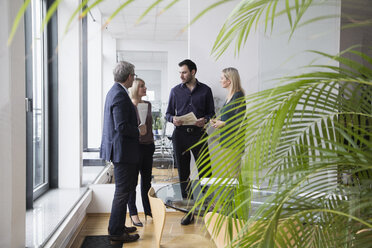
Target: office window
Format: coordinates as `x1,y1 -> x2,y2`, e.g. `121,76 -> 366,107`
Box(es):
32,0 -> 48,192
26,0 -> 58,208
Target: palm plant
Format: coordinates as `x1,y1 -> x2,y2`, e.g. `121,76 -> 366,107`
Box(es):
187,0 -> 372,246
195,49 -> 372,247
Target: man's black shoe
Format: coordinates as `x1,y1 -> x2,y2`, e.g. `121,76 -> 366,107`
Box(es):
125,226 -> 137,233
109,232 -> 140,244
180,213 -> 194,225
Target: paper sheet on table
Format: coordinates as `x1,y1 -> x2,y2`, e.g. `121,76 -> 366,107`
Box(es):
174,112 -> 197,125
137,103 -> 148,125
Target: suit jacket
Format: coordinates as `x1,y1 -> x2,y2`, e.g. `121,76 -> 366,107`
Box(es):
100,83 -> 140,164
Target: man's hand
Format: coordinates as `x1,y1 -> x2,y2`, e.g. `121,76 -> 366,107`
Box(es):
173,117 -> 183,126
195,117 -> 206,128
139,124 -> 147,136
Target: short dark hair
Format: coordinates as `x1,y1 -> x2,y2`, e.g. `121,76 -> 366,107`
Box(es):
113,61 -> 135,83
178,59 -> 197,73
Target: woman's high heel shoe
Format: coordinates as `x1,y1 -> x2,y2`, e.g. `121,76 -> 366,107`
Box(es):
145,213 -> 152,222
130,215 -> 143,227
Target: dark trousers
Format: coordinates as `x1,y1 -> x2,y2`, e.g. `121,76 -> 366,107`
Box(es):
172,126 -> 212,198
128,143 -> 155,216
108,162 -> 137,236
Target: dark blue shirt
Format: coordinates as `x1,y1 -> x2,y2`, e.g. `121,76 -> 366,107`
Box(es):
166,80 -> 215,124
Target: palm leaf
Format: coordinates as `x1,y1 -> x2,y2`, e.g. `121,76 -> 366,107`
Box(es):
136,0 -> 164,24
41,0 -> 63,32
64,0 -> 92,34
195,50 -> 372,247
8,0 -> 31,45
157,0 -> 180,16
103,0 -> 135,28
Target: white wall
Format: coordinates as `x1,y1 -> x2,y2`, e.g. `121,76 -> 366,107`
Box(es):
187,0 -> 340,177
58,0 -> 83,188
102,28 -> 117,110
87,7 -> 103,149
189,0 -> 260,110
258,0 -> 341,90
0,0 -> 26,247
85,10 -> 117,150
187,0 -> 260,177
189,0 -> 340,104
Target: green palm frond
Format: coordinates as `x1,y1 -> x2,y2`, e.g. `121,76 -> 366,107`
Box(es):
157,0 -> 181,16
41,0 -> 63,32
211,0 -> 319,58
103,0 -> 135,28
136,0 -> 164,24
8,0 -> 31,45
191,49 -> 372,247
65,0 -> 91,34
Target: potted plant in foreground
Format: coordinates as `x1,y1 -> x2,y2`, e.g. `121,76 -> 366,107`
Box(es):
184,1 -> 372,247
194,50 -> 372,247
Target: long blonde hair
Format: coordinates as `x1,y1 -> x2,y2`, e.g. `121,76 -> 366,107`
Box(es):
129,78 -> 145,101
222,67 -> 245,97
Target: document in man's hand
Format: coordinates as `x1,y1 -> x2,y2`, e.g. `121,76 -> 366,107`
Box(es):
174,112 -> 197,125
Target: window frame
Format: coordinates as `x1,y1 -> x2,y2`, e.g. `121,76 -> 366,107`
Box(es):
25,0 -> 59,208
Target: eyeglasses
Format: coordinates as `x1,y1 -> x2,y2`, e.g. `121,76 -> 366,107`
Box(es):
132,73 -> 137,79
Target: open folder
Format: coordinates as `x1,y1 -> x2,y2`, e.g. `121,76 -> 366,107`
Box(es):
174,112 -> 197,125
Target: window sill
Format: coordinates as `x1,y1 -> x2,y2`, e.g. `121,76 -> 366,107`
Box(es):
26,161 -> 109,247
26,187 -> 89,247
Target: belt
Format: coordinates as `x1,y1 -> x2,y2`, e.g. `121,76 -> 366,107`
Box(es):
176,126 -> 203,133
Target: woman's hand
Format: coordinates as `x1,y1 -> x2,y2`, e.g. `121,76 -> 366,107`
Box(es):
210,119 -> 225,129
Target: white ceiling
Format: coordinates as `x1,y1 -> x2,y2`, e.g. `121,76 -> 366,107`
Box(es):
96,0 -> 189,41
117,50 -> 168,63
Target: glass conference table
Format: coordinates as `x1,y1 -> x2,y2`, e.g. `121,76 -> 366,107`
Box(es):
155,178 -> 275,214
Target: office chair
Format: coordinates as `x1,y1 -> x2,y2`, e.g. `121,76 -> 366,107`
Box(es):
153,122 -> 176,181
204,212 -> 243,248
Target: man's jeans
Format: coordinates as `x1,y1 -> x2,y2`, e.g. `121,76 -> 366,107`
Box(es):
108,162 -> 137,236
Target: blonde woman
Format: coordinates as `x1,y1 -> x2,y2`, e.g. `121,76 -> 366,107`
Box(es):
210,67 -> 245,176
128,78 -> 155,226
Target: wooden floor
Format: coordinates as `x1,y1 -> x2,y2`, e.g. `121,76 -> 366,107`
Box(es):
68,167 -> 214,247
68,212 -> 214,248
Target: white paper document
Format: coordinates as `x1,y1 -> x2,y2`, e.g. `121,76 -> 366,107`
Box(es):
137,103 -> 148,125
174,112 -> 197,125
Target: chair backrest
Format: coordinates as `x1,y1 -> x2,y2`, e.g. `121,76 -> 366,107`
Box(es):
204,212 -> 243,248
148,187 -> 166,248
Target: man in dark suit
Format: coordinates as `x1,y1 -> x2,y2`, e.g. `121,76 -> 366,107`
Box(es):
100,61 -> 146,244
